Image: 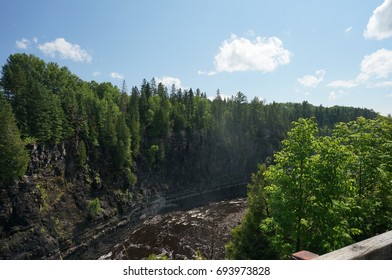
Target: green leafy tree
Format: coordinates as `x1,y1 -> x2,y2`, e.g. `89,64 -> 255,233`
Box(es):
303,135 -> 358,253
262,118 -> 319,257
261,118 -> 358,258
334,117 -> 392,237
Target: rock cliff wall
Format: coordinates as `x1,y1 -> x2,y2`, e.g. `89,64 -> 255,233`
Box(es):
0,142 -> 247,259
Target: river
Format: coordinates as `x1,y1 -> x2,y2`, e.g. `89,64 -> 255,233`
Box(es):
98,198 -> 247,260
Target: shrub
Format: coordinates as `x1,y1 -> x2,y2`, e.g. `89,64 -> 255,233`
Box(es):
86,197 -> 102,219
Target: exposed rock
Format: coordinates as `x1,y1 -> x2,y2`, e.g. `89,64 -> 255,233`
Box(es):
0,141 -> 247,260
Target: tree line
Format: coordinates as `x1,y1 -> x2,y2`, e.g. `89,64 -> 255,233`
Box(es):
0,53 -> 379,198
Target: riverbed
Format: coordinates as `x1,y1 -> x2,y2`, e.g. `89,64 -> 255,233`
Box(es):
98,198 -> 247,260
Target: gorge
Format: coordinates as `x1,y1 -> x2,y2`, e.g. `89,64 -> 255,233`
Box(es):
0,54 -> 379,260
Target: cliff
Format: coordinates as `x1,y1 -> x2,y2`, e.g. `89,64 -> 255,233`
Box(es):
0,141 -> 247,259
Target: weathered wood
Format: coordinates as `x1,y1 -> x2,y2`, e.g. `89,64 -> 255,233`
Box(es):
315,230 -> 392,260
292,250 -> 319,260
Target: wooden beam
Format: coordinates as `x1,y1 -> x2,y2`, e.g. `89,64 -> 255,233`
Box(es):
315,231 -> 392,260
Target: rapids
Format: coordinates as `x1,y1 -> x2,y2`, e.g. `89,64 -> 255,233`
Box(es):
98,198 -> 247,260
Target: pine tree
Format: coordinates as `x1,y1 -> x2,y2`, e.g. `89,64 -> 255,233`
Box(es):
0,95 -> 29,183
225,164 -> 278,259
128,87 -> 141,156
119,80 -> 128,113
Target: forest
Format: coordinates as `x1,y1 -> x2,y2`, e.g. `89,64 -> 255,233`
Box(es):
0,53 -> 390,259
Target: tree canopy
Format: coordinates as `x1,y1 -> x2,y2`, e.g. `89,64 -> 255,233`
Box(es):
227,117 -> 392,259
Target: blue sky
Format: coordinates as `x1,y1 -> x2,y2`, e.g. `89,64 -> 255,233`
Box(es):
1,0 -> 392,115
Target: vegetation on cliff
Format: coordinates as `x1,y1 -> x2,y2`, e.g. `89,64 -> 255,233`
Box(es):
226,117 -> 392,259
1,53 -> 377,187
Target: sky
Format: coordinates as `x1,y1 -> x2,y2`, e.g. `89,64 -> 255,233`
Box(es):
1,0 -> 392,115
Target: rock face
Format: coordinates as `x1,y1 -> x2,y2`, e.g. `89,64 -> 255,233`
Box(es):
0,179 -> 61,259
0,141 -> 247,260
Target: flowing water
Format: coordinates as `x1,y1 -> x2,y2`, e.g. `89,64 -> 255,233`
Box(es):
98,198 -> 247,260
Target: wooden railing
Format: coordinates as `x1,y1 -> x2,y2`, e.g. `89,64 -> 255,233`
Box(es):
315,230 -> 392,260
292,231 -> 392,260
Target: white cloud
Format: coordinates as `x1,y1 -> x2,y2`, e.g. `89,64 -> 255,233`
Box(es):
364,0 -> 392,40
32,37 -> 38,43
110,72 -> 124,80
198,70 -> 218,76
329,90 -> 347,100
92,71 -> 101,77
357,49 -> 392,81
373,81 -> 392,87
329,91 -> 337,100
156,76 -> 184,89
386,93 -> 392,98
38,38 -> 92,63
328,49 -> 392,88
327,80 -> 358,88
297,69 -> 326,87
345,26 -> 353,33
16,38 -> 30,49
213,34 -> 291,73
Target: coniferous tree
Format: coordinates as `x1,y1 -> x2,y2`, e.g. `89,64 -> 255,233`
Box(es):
1,53 -> 45,138
226,164 -> 278,259
119,80 -> 129,114
0,95 -> 29,183
128,87 -> 141,156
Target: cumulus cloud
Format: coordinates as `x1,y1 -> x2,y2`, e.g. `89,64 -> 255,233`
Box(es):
156,76 -> 185,89
297,69 -> 326,87
210,34 -> 291,74
16,38 -> 30,49
110,72 -> 124,80
364,0 -> 392,40
214,34 -> 291,72
357,48 -> 392,81
328,49 -> 392,88
38,38 -> 92,63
